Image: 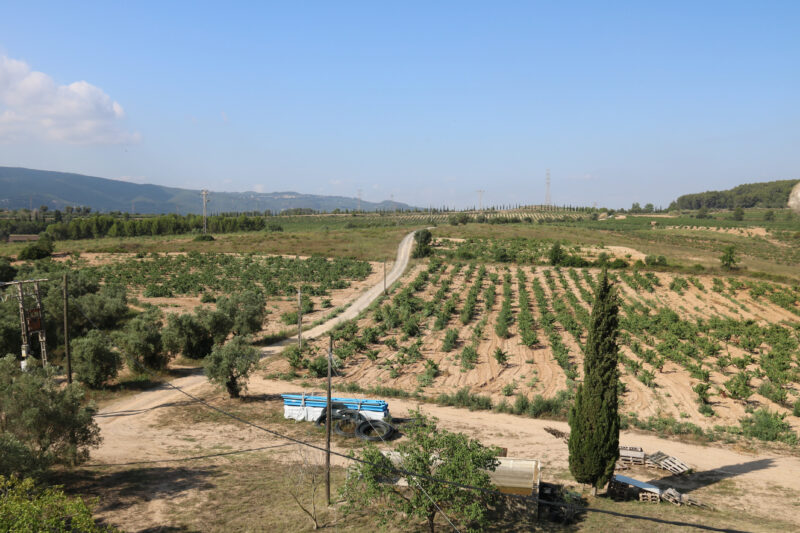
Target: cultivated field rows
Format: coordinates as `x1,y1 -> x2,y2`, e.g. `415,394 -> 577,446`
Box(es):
265,260 -> 800,432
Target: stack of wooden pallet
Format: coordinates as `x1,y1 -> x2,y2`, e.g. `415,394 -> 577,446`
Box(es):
646,451 -> 691,474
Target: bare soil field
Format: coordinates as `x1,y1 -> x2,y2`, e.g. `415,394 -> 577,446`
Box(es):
84,375 -> 800,532
264,263 -> 800,433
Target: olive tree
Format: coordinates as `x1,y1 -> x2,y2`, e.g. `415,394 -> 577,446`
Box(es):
162,312 -> 214,359
0,355 -> 100,478
71,330 -> 122,388
204,336 -> 260,398
341,411 -> 499,533
117,307 -> 167,372
216,291 -> 266,336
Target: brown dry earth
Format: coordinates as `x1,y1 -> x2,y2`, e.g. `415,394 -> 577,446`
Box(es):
90,375 -> 800,531
275,264 -> 800,433
90,239 -> 800,531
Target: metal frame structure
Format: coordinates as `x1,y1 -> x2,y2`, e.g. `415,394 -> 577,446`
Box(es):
0,279 -> 49,368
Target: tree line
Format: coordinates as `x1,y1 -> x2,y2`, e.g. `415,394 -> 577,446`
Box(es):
670,179 -> 798,210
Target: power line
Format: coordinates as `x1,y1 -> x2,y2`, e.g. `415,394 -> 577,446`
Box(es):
70,302 -> 739,532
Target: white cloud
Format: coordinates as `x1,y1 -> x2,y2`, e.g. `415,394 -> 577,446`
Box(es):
0,54 -> 139,144
253,184 -> 265,193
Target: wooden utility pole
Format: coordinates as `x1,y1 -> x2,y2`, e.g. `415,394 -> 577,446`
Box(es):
201,189 -> 209,234
325,336 -> 333,505
16,283 -> 28,369
63,273 -> 71,384
297,288 -> 303,349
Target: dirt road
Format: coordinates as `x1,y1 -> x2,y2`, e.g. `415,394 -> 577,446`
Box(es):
96,230 -> 416,429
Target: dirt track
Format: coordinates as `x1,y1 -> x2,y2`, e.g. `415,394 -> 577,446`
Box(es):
95,230 -> 415,428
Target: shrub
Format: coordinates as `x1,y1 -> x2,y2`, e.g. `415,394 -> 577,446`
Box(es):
200,292 -> 216,303
196,307 -> 234,345
281,310 -> 298,325
162,312 -> 214,358
204,336 -> 260,398
0,355 -> 100,477
216,291 -> 266,336
436,387 -> 492,410
117,308 -> 167,372
0,476 -> 114,532
308,355 -> 329,378
460,345 -> 478,370
724,372 -> 751,401
17,236 -> 55,261
144,284 -> 173,297
493,347 -> 508,366
412,229 -> 433,258
0,258 -> 16,283
442,328 -> 458,352
71,330 -> 121,388
76,285 -> 129,330
739,408 -> 797,444
193,234 -> 214,241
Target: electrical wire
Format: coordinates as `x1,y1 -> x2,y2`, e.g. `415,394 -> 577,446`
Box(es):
68,291 -> 745,533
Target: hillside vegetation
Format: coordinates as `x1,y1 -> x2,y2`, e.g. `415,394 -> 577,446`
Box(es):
0,166 -> 412,214
671,179 -> 799,210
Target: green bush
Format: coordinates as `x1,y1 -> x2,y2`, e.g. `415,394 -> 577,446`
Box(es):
76,284 -> 129,330
460,345 -> 478,370
739,408 -> 797,444
117,308 -> 166,372
436,387 -> 492,410
200,292 -> 216,303
441,328 -> 458,352
204,336 -> 260,398
193,234 -> 214,241
17,236 -> 55,261
71,331 -> 122,388
308,355 -> 329,378
0,476 -> 115,532
162,313 -> 214,358
0,258 -> 16,283
216,291 -> 266,336
0,356 -> 100,477
281,310 -> 298,325
196,307 -> 233,345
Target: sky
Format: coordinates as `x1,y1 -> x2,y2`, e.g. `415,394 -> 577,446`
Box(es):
0,2 -> 798,209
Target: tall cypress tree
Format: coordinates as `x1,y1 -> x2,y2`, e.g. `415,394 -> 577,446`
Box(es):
568,269 -> 620,494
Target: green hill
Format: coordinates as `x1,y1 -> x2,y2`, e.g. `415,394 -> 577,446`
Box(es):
671,179 -> 799,210
0,167 -> 413,214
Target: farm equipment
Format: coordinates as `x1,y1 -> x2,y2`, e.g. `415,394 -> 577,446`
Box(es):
281,393 -> 396,441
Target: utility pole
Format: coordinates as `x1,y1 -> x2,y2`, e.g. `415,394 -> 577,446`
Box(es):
297,288 -> 303,349
476,190 -> 485,211
383,258 -> 387,295
325,335 -> 333,505
357,189 -> 362,213
545,169 -> 552,210
201,189 -> 209,234
63,273 -> 71,384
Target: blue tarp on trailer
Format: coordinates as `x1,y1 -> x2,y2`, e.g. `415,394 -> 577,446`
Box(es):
281,393 -> 389,413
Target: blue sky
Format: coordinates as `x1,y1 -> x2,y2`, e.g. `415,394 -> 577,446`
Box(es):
1,1 -> 798,209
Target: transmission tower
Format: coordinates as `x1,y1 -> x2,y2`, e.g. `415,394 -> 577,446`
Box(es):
1,279 -> 49,369
201,189 -> 209,234
545,169 -> 552,209
476,190 -> 485,211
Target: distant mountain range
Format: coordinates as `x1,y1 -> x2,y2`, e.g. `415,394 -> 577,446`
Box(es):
0,167 -> 414,214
